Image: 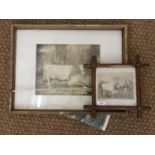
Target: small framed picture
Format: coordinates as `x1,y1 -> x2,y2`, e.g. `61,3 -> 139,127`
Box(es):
96,66 -> 137,106
84,55 -> 150,118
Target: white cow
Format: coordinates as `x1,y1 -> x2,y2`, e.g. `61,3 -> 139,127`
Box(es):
100,82 -> 117,97
43,64 -> 84,87
100,81 -> 126,97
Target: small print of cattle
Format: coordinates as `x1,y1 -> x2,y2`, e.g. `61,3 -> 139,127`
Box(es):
35,44 -> 100,95
97,72 -> 135,99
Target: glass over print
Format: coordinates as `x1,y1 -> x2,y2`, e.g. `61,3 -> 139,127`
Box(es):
36,44 -> 100,96
11,24 -> 128,111
96,67 -> 137,106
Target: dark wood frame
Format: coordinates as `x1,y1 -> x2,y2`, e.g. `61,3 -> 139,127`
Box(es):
10,24 -> 128,115
84,55 -> 151,118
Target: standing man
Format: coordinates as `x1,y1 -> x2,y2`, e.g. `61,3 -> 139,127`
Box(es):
123,81 -> 129,98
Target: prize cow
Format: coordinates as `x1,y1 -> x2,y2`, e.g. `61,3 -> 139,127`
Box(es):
43,64 -> 85,87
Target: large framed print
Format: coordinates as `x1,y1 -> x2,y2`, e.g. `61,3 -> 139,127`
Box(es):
10,24 -> 128,114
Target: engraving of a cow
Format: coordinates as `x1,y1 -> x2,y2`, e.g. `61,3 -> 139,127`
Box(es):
43,64 -> 84,88
100,81 -> 118,97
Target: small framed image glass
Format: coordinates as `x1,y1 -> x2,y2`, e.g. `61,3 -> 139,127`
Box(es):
10,24 -> 128,113
96,66 -> 137,106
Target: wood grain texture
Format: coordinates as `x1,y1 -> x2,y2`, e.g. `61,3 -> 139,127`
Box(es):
0,19 -> 155,134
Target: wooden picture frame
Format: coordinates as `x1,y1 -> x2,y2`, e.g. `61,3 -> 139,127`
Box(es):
10,24 -> 128,115
84,55 -> 150,118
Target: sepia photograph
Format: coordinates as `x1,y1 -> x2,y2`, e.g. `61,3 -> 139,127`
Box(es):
36,44 -> 100,95
96,68 -> 136,103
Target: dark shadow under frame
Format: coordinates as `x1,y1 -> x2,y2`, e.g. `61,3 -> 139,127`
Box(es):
84,55 -> 151,118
